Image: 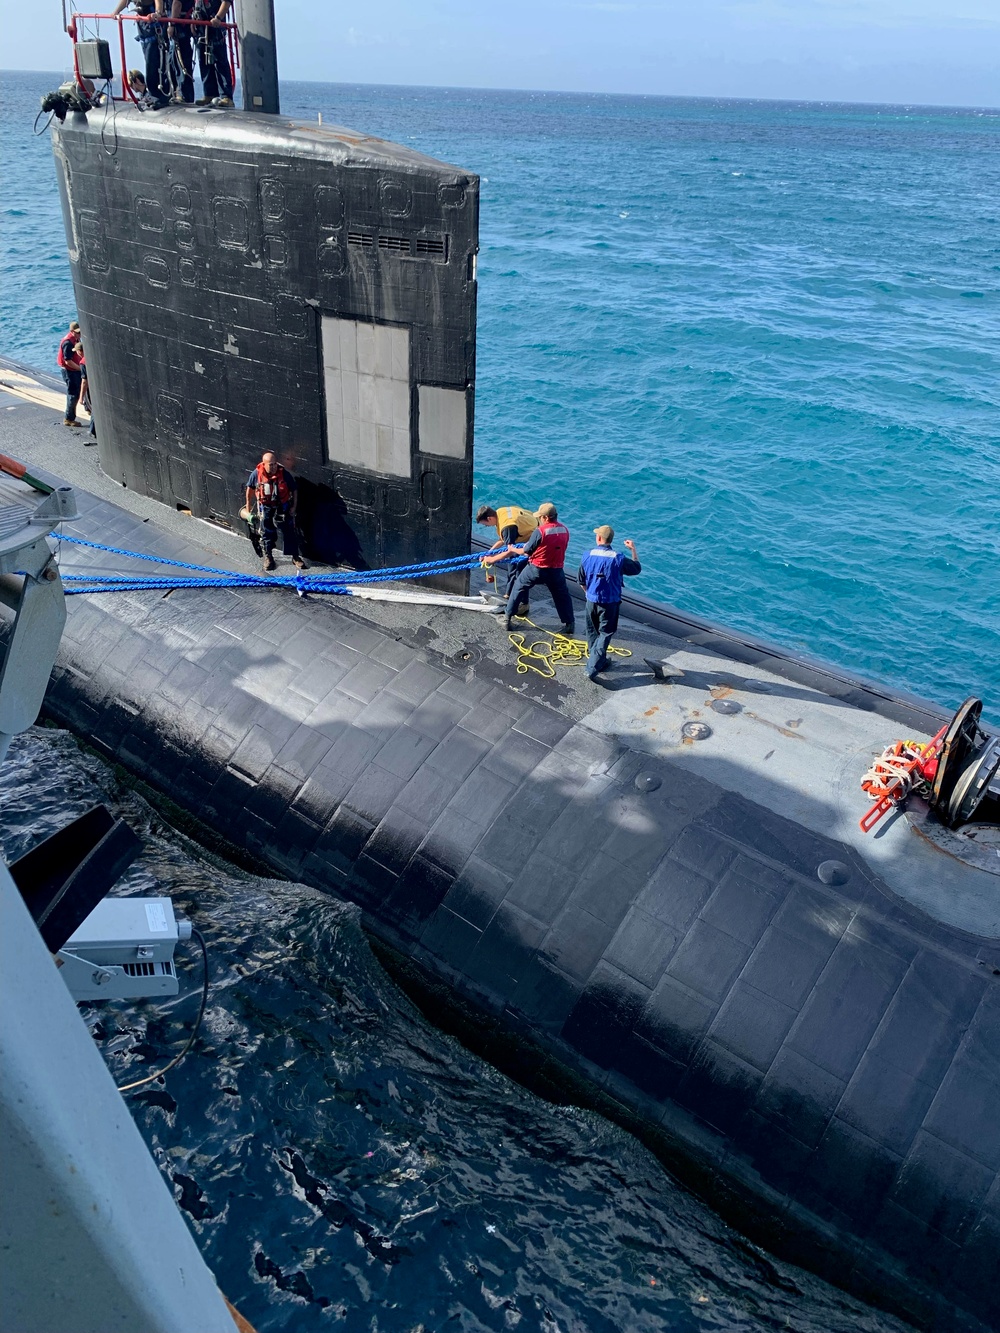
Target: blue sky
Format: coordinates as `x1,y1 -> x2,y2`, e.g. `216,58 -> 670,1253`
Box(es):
9,0 -> 1000,105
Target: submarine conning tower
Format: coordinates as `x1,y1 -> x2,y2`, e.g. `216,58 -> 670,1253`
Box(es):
51,100 -> 479,588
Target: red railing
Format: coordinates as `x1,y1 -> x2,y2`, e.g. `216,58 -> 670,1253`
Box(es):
67,10 -> 239,107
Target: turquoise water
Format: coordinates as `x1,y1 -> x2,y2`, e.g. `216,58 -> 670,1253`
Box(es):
2,72 -> 998,719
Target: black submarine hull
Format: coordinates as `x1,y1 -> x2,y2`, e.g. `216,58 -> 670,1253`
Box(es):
32,484 -> 999,1333
51,107 -> 478,587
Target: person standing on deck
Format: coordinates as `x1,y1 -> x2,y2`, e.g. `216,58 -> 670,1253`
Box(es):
578,526 -> 641,682
245,452 -> 308,574
192,0 -> 235,106
499,502 -> 575,636
476,502 -> 537,617
56,323 -> 85,428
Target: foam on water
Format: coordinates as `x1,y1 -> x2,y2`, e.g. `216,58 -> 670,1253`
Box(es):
1,72 -> 997,719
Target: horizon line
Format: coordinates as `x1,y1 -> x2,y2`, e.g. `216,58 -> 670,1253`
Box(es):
2,67 -> 998,114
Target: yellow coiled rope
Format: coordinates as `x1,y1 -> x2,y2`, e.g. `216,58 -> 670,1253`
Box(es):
507,617 -> 632,679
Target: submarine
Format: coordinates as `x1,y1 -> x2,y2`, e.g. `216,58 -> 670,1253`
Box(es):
5,5 -> 999,1329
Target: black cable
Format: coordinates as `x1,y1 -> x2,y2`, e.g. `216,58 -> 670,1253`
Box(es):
100,82 -> 119,157
33,108 -> 55,136
117,925 -> 209,1093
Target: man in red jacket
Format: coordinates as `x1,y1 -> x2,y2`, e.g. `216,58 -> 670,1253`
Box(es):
499,502 -> 575,636
56,322 -> 85,427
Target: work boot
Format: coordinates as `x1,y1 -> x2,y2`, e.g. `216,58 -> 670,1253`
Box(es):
514,603 -> 529,618
64,418 -> 82,427
293,558 -> 309,571
558,624 -> 576,638
213,96 -> 234,108
262,553 -> 276,572
195,95 -> 213,105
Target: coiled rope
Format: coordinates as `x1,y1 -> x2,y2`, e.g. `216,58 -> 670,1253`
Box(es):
507,617 -> 632,679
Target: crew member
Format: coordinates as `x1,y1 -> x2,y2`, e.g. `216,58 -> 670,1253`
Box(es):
245,452 -> 307,574
500,502 -> 575,636
112,0 -> 169,106
56,322 -> 85,428
476,502 -> 537,617
578,525 -> 641,681
193,0 -> 234,106
168,0 -> 196,103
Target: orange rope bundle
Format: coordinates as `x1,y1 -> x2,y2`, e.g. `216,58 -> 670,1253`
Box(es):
859,726 -> 946,833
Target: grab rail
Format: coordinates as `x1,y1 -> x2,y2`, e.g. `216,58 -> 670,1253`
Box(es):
67,10 -> 239,107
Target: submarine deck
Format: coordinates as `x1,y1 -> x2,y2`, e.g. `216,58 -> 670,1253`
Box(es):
2,360 -> 998,1332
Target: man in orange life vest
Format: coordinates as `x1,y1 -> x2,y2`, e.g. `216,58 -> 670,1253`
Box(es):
498,502 -> 575,636
245,452 -> 307,574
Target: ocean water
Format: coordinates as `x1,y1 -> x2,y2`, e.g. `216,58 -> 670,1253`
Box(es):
0,726 -> 911,1333
1,71 -> 998,719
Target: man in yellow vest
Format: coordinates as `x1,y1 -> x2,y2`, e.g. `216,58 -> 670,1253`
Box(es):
476,503 -> 537,617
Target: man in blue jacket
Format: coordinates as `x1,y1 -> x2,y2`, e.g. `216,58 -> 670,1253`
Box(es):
577,525 -> 641,682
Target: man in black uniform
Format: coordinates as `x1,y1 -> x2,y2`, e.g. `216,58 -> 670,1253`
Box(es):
193,0 -> 234,105
168,0 -> 196,102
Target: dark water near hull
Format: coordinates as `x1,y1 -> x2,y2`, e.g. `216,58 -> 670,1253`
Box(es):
1,727 -> 909,1332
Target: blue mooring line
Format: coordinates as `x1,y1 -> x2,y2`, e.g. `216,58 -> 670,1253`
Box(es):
55,533 -> 513,597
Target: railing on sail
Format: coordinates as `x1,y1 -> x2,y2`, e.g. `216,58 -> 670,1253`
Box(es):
65,9 -> 240,107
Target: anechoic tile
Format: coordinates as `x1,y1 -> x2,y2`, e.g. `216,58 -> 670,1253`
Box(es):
510,955 -> 583,1030
321,726 -> 382,781
292,765 -> 351,826
604,908 -> 678,989
364,807 -> 427,874
272,724 -> 335,783
393,767 -> 463,823
385,659 -> 448,705
922,991 -> 1000,1173
698,867 -> 784,948
561,963 -> 654,1068
636,857 -> 716,931
458,705 -> 511,744
785,935 -> 911,1084
675,1042 -> 763,1138
569,853 -> 645,929
740,924 -> 838,1011
341,763 -> 407,825
424,726 -> 493,781
385,855 -> 452,931
373,726 -> 439,781
512,705 -> 572,748
633,973 -> 716,1068
228,724 -> 284,781
504,849 -> 574,925
708,979 -> 797,1074
407,691 -> 471,741
803,1116 -> 904,1229
441,855 -> 512,931
419,808 -> 485,875
888,1130 -> 996,1246
464,903 -> 548,1003
664,918 -> 750,1003
751,1046 -> 847,1150
837,1054 -> 938,1157
481,730 -> 550,783
445,767 -> 516,828
668,823 -> 737,882
312,804 -> 375,874
337,660 -> 398,704
865,949 -> 986,1088
539,907 -> 617,984
419,906 -> 483,973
